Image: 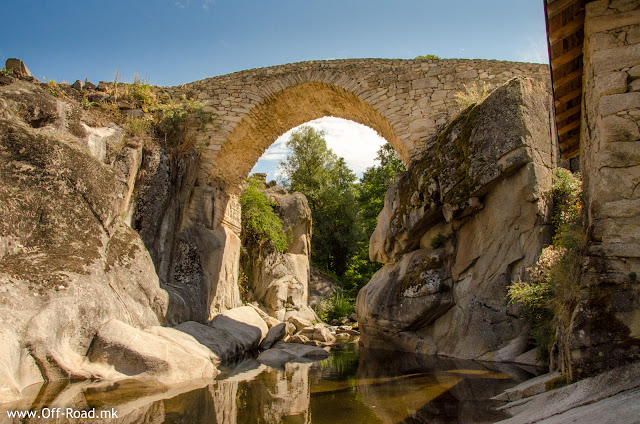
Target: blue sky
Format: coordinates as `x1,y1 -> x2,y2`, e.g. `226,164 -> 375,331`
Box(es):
1,0 -> 549,179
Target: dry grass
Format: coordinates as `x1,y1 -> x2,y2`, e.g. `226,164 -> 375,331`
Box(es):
454,82 -> 492,109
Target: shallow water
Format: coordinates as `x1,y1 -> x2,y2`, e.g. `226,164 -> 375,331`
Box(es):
2,343 -> 539,423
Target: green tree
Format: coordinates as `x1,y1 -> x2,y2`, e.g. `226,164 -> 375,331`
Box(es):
278,126 -> 359,276
278,126 -> 335,211
341,143 -> 406,292
358,143 -> 405,237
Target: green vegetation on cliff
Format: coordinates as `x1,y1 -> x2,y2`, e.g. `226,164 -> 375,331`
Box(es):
240,175 -> 290,253
507,168 -> 583,362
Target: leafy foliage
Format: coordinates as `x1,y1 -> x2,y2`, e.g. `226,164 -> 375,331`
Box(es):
81,98 -> 98,110
125,116 -> 153,136
129,73 -> 155,109
279,126 -> 360,276
149,97 -> 213,157
507,168 -> 583,361
430,234 -> 448,249
344,143 -> 406,292
278,131 -> 405,304
315,290 -> 355,322
47,80 -> 65,98
240,175 -> 290,253
415,54 -> 441,59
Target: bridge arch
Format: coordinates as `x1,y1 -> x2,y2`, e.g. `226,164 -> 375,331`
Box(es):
216,81 -> 404,188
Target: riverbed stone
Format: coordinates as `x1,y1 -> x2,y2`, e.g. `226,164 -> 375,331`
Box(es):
299,324 -> 337,343
260,322 -> 287,350
87,319 -> 219,384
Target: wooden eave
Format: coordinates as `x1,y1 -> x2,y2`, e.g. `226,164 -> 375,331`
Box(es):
545,0 -> 587,160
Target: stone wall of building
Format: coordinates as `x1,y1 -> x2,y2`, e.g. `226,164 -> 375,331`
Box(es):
568,0 -> 640,379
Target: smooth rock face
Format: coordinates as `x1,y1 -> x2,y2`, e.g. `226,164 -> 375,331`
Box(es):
176,306 -> 268,363
87,319 -> 219,384
308,266 -> 339,307
358,77 -> 555,361
497,362 -> 640,424
133,149 -> 243,324
357,248 -> 454,333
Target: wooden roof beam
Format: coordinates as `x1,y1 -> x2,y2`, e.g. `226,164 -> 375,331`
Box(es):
551,46 -> 583,69
549,13 -> 585,45
547,0 -> 580,19
555,87 -> 582,106
553,68 -> 583,89
556,105 -> 582,122
558,119 -> 581,135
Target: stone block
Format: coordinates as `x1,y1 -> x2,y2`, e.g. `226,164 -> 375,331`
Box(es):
629,65 -> 640,78
595,72 -> 628,97
600,114 -> 640,143
599,92 -> 640,116
5,58 -> 30,76
628,26 -> 640,45
593,43 -> 640,74
586,9 -> 640,35
600,199 -> 640,219
590,32 -> 617,51
412,77 -> 439,90
431,90 -> 448,101
630,79 -> 640,92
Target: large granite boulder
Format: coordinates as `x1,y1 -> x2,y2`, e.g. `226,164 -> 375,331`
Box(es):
357,248 -> 454,333
176,306 -> 268,363
358,77 -> 556,361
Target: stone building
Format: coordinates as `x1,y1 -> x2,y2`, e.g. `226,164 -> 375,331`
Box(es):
545,0 -> 640,379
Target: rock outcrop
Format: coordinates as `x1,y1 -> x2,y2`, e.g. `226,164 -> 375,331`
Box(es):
0,71 -> 269,404
357,76 -> 557,361
241,180 -> 318,323
0,80 -> 172,401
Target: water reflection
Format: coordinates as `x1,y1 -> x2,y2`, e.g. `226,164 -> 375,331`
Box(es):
1,344 -> 538,424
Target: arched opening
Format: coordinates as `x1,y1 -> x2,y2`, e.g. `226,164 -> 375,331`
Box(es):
250,116 -> 388,181
237,110 -> 404,324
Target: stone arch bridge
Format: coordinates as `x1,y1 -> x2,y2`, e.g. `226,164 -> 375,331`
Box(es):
167,58 -> 549,190
157,58 -> 550,319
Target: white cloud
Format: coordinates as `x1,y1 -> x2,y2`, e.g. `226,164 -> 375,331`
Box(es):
250,117 -> 388,181
517,37 -> 549,64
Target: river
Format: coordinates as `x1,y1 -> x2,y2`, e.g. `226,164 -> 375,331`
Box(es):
2,343 -> 540,423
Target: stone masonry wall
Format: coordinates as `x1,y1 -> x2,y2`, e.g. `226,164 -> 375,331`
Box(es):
569,0 -> 640,379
